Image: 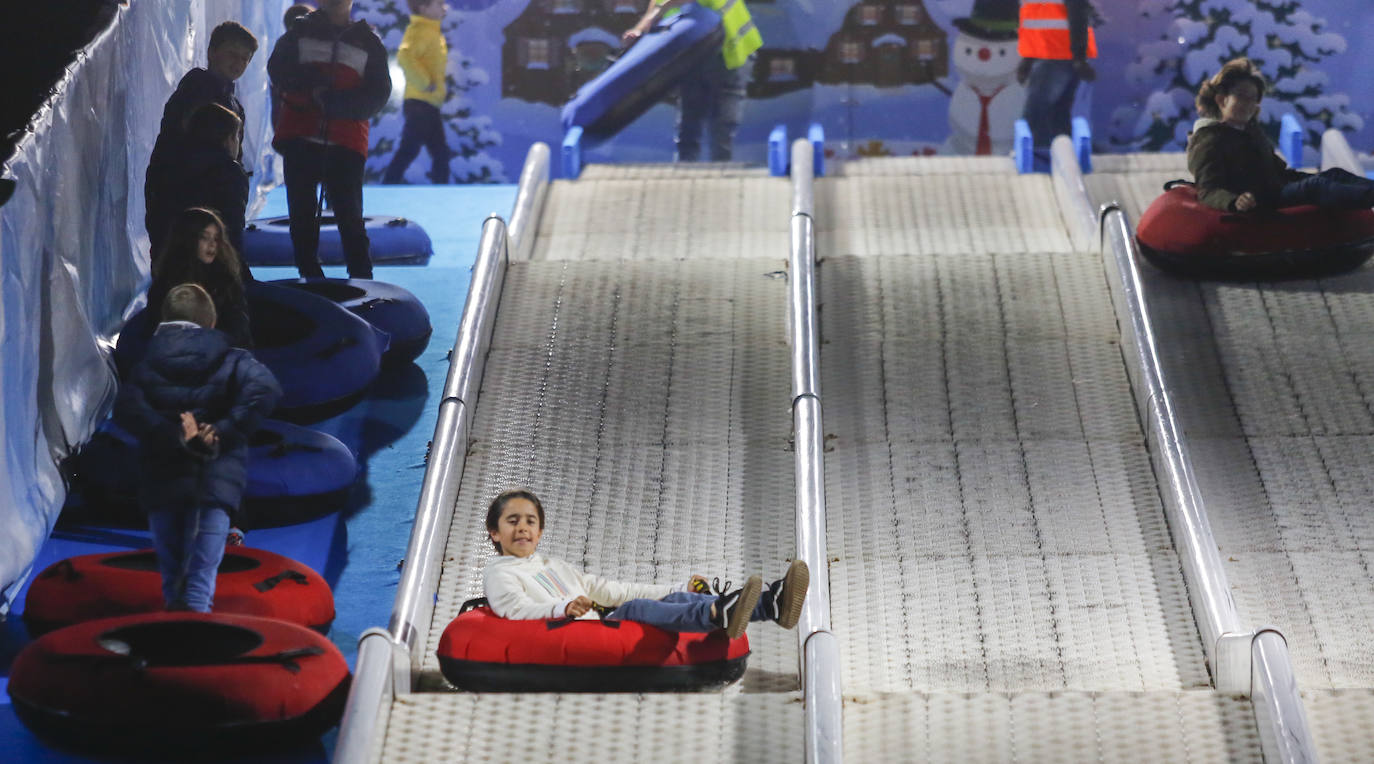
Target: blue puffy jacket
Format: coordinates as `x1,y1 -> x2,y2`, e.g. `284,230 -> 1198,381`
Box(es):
114,322 -> 281,518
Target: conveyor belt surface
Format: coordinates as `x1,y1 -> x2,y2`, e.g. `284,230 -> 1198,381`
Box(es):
377,165 -> 804,763
1087,153 -> 1374,756
817,155 -> 1263,760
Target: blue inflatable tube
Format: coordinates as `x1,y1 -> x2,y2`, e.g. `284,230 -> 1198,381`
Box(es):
65,419 -> 356,530
243,420 -> 358,528
113,283 -> 385,422
245,281 -> 388,422
241,215 -> 433,267
269,278 -> 432,366
561,3 -> 723,146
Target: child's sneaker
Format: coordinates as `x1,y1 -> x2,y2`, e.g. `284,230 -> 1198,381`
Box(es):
226,527 -> 245,547
713,575 -> 762,639
766,559 -> 810,629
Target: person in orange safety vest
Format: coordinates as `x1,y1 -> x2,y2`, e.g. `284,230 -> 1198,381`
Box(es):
1015,0 -> 1101,168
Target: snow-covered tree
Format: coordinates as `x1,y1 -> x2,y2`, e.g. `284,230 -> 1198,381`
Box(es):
356,0 -> 505,183
1110,0 -> 1362,159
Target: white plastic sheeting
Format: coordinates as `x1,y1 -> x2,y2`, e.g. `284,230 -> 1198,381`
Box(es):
0,0 -> 285,610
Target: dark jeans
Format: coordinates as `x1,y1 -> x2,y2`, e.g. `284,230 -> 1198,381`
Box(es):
605,590 -> 773,632
281,139 -> 372,279
1278,168 -> 1374,209
675,55 -> 748,162
149,506 -> 230,612
383,99 -> 452,185
1023,59 -> 1080,164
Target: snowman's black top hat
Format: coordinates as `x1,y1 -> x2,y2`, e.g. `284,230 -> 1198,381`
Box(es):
953,0 -> 1019,42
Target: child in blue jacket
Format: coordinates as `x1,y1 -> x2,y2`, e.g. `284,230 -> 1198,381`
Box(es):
115,284 -> 280,611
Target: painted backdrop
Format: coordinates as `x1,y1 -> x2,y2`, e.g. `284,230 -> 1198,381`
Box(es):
354,0 -> 1374,181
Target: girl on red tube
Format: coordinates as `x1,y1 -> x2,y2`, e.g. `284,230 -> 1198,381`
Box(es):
1188,57 -> 1374,214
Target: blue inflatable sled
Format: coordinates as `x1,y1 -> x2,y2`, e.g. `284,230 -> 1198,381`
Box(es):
561,3 -> 723,146
65,418 -> 357,530
114,282 -> 388,423
244,281 -> 389,422
241,215 -> 433,267
269,278 -> 432,366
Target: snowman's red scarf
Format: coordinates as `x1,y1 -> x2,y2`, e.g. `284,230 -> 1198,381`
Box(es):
973,83 -> 1007,155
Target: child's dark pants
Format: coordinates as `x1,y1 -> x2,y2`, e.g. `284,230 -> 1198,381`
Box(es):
281,138 -> 372,280
384,99 -> 452,185
1278,168 -> 1374,209
675,55 -> 748,162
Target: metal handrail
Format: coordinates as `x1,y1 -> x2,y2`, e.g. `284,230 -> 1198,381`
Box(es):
333,628 -> 404,764
388,214 -> 508,669
792,140 -> 815,218
1093,192 -> 1319,762
789,137 -> 843,764
1049,135 -> 1097,251
1100,201 -> 1245,677
1051,140 -> 1245,679
1251,630 -> 1317,763
332,144 -> 550,764
508,142 -> 551,261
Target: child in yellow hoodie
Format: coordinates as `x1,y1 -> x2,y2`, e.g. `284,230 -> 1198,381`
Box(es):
383,0 -> 453,184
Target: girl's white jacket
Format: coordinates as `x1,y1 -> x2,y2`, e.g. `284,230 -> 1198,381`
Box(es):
483,553 -> 686,620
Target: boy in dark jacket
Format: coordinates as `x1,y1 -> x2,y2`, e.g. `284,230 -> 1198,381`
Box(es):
146,104 -> 251,257
268,0 -> 391,279
115,284 -> 280,612
145,21 -> 258,255
1188,57 -> 1374,213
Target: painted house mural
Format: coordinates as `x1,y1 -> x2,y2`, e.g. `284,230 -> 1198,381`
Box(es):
502,0 -> 644,106
356,0 -> 1374,178
818,1 -> 947,87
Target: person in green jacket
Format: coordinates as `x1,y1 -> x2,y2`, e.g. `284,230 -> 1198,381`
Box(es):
1187,57 -> 1373,213
383,0 -> 453,184
623,0 -> 761,161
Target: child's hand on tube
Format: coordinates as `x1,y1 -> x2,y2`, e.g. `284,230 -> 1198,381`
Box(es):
621,24 -> 647,46
565,595 -> 594,618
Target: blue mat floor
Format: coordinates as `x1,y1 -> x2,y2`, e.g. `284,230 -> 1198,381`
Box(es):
0,183 -> 517,763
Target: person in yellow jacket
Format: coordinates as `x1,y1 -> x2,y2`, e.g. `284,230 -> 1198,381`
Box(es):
1014,0 -> 1100,168
623,0 -> 762,161
383,0 -> 453,184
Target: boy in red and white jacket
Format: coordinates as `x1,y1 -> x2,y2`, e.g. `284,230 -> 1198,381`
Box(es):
267,0 -> 390,280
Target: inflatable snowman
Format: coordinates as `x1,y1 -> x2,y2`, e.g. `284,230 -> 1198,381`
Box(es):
944,0 -> 1025,156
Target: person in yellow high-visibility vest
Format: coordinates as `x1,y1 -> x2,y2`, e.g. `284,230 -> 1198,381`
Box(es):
623,0 -> 762,161
1015,0 -> 1100,167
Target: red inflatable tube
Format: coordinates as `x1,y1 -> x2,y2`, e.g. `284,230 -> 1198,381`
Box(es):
437,602 -> 750,692
22,547 -> 334,635
1136,182 -> 1374,280
7,612 -> 350,754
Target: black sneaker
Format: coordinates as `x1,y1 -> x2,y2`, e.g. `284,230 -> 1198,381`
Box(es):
766,559 -> 809,629
713,575 -> 762,639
